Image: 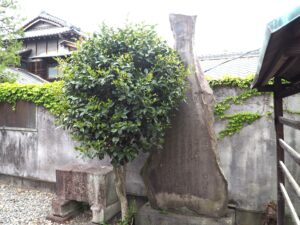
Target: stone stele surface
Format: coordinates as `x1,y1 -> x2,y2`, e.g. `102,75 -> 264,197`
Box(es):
142,14 -> 228,217
47,164 -> 120,224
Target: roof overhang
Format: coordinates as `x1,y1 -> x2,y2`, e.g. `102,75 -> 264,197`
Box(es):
18,48 -> 32,57
29,52 -> 71,59
23,18 -> 63,31
252,6 -> 300,89
7,67 -> 48,84
20,27 -> 78,40
21,11 -> 68,31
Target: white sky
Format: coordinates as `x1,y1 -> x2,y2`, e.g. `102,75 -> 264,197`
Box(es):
17,0 -> 300,55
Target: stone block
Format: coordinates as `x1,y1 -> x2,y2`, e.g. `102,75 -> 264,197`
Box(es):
135,203 -> 234,225
47,164 -> 120,224
52,198 -> 80,217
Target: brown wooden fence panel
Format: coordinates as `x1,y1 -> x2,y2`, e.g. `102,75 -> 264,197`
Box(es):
0,101 -> 36,129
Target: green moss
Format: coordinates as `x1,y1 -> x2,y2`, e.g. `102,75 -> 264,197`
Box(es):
284,108 -> 300,115
0,81 -> 65,116
265,111 -> 273,116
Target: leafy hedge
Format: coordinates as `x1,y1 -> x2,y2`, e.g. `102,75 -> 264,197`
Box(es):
207,74 -> 255,89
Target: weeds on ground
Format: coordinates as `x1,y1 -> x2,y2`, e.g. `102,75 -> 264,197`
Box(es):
101,201 -> 137,225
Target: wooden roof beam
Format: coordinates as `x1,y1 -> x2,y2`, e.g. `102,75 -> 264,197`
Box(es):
278,81 -> 300,98
259,52 -> 288,87
284,40 -> 300,56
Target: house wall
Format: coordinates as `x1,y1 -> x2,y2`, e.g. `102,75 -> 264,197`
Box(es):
1,88 -> 300,213
47,39 -> 58,55
23,38 -> 71,79
25,41 -> 36,57
28,20 -> 57,31
23,38 -> 70,58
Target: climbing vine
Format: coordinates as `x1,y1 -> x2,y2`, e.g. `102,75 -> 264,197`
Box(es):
218,112 -> 262,138
0,81 -> 65,116
214,89 -> 261,118
207,74 -> 264,139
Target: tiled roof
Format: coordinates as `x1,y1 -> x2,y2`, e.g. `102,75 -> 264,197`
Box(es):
17,48 -> 32,57
199,50 -> 259,78
7,68 -> 47,84
23,27 -> 78,39
23,11 -> 76,30
20,11 -> 83,39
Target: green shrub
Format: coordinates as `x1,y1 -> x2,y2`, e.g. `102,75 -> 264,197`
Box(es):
59,23 -> 187,165
59,23 -> 187,219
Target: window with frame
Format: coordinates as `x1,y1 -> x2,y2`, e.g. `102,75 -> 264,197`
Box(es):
48,63 -> 58,79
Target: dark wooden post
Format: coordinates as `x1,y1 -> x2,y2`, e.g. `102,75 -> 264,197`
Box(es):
274,77 -> 285,225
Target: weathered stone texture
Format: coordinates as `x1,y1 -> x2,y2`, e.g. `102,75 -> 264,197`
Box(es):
142,14 -> 228,217
48,164 -> 120,224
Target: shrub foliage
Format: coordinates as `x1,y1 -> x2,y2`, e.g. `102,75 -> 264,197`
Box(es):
60,24 -> 187,166
0,0 -> 23,83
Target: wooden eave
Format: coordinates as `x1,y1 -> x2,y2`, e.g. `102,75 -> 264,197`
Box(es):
252,6 -> 300,95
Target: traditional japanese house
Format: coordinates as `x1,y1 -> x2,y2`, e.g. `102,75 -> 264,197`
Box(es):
18,11 -> 84,81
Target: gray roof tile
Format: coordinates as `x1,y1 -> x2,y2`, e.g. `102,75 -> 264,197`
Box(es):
7,68 -> 47,84
21,11 -> 83,39
23,27 -> 74,39
199,50 -> 259,78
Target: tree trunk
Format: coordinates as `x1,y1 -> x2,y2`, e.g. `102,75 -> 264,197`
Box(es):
113,164 -> 128,221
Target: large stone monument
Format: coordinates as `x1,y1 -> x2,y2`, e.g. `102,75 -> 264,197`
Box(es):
142,14 -> 229,219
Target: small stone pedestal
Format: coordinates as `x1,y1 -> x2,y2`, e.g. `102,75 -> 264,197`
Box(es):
47,164 -> 120,224
135,203 -> 235,225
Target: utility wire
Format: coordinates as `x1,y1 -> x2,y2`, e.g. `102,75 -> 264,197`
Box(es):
203,48 -> 260,73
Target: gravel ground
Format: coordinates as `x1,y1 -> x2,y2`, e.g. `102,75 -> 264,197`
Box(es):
0,184 -> 92,225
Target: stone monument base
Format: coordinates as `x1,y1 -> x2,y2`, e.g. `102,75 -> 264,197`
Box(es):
135,203 -> 234,225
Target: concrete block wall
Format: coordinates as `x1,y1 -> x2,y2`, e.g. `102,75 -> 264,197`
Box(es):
1,87 -> 300,214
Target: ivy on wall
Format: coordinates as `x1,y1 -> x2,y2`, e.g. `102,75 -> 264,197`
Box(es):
218,112 -> 262,139
0,81 -> 64,116
213,89 -> 261,118
207,74 -> 264,139
207,74 -> 255,89
0,75 -> 268,139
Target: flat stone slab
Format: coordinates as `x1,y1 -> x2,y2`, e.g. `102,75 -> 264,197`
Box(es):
135,203 -> 234,225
